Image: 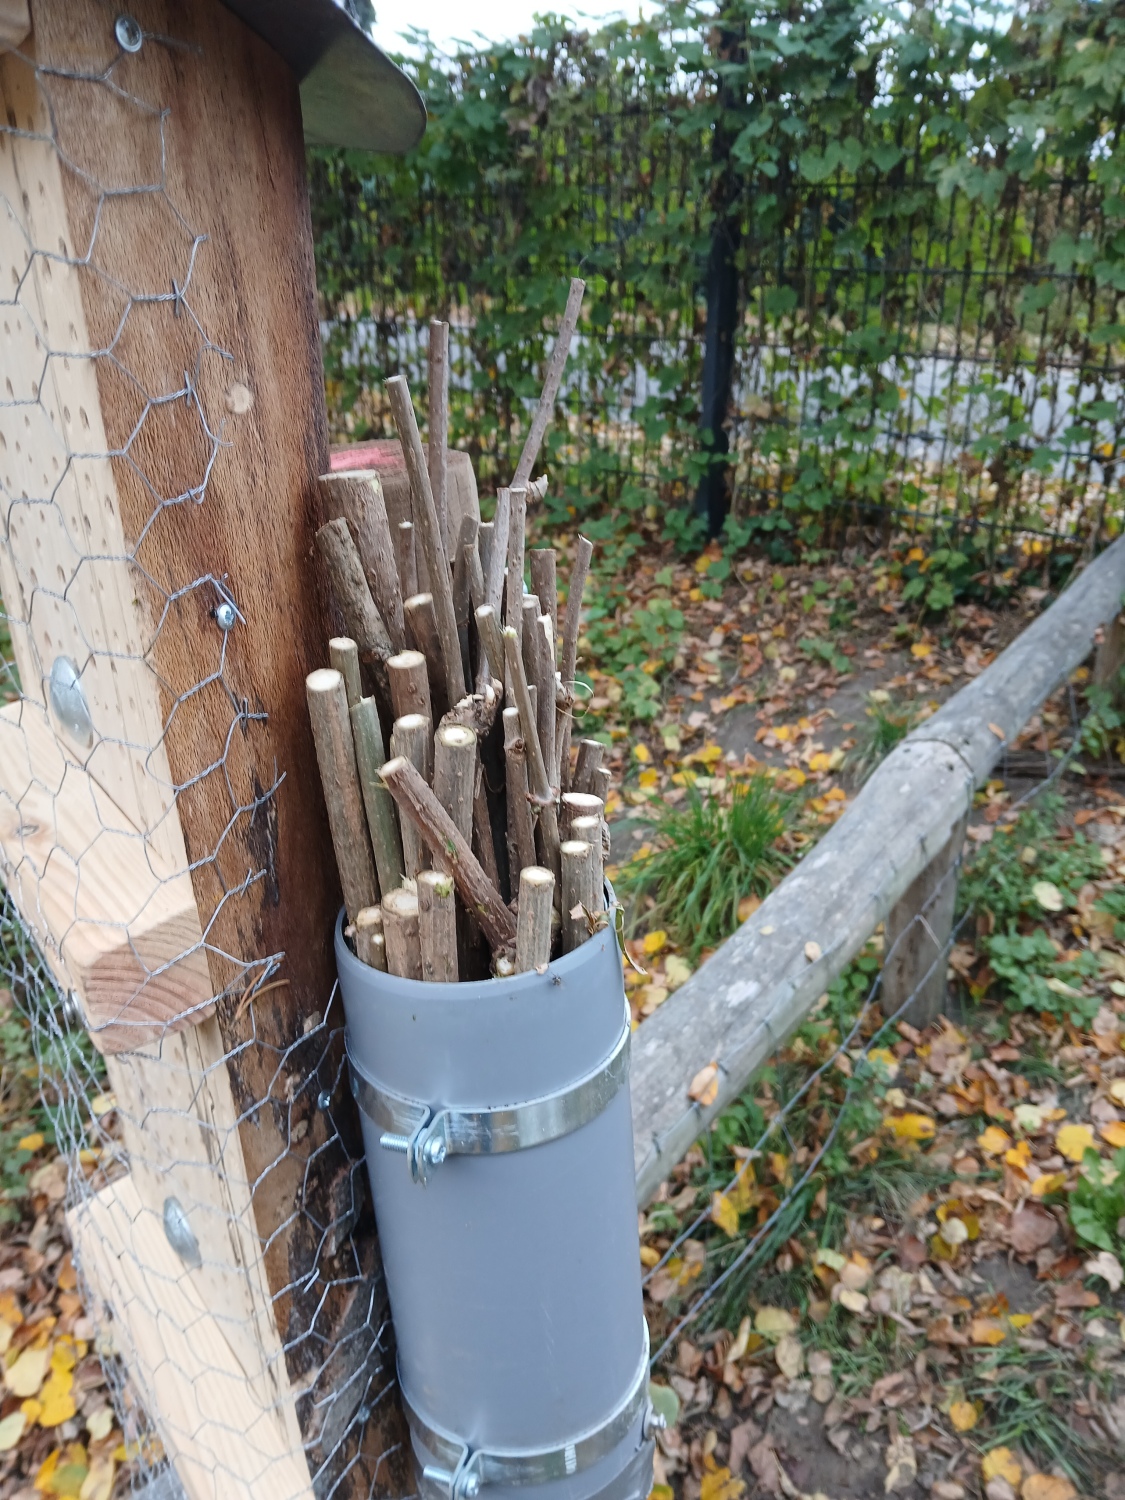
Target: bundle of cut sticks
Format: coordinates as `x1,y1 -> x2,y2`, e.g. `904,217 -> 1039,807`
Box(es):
307,279 -> 610,982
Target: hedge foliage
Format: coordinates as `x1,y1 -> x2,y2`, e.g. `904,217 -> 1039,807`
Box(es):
310,0 -> 1125,559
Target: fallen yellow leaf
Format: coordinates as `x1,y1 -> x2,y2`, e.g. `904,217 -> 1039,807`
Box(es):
1100,1121 -> 1125,1149
18,1132 -> 44,1152
1031,1172 -> 1067,1197
642,929 -> 668,957
1056,1123 -> 1095,1162
867,1047 -> 900,1080
5,1345 -> 49,1399
633,743 -> 652,764
754,1306 -> 796,1339
89,1093 -> 116,1119
836,1287 -> 869,1314
1109,1080 -> 1125,1106
711,1191 -> 740,1238
688,1062 -> 719,1108
911,641 -> 932,659
1021,1476 -> 1077,1500
1009,1313 -> 1034,1329
0,1410 -> 26,1452
948,1399 -> 979,1432
884,1112 -> 935,1141
982,1448 -> 1022,1486
640,1245 -> 660,1268
1005,1139 -> 1032,1171
699,1466 -> 744,1500
978,1125 -> 1012,1155
638,769 -> 658,789
970,1317 -> 1006,1346
38,1369 -> 77,1428
79,1456 -> 116,1500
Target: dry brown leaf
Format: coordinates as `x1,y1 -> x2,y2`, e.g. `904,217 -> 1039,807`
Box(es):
775,1333 -> 803,1379
1020,1478 -> 1076,1500
883,1433 -> 917,1493
727,1417 -> 763,1476
688,1062 -> 720,1107
1008,1204 -> 1058,1254
747,1437 -> 786,1497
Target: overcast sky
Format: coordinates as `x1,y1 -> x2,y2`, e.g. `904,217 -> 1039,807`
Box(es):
371,0 -> 662,57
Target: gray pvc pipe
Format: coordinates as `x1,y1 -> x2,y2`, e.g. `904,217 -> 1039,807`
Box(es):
335,911 -> 652,1500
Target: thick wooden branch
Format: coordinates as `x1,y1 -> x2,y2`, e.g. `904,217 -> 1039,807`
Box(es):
315,518 -> 394,699
380,756 -> 517,952
350,696 -> 406,899
318,471 -> 407,653
631,534 -> 1125,1204
417,870 -> 457,983
515,866 -> 554,973
385,376 -> 466,708
503,625 -> 561,884
306,669 -> 378,925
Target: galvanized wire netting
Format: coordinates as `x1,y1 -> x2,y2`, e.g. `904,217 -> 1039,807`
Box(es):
0,24 -> 401,1499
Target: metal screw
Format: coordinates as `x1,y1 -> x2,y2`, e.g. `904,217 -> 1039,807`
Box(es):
114,14 -> 143,51
379,1132 -> 410,1155
49,656 -> 94,748
162,1197 -> 202,1269
214,600 -> 237,632
356,1404 -> 371,1424
460,1474 -> 481,1500
317,1089 -> 331,1112
421,1135 -> 446,1168
643,1407 -> 667,1440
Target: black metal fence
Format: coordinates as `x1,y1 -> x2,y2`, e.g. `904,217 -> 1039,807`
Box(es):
310,7 -> 1125,565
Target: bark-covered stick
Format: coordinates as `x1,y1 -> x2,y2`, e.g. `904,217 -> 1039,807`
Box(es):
433,724 -> 477,849
329,636 -> 362,708
521,595 -> 541,690
560,839 -> 591,954
385,375 -> 466,707
316,518 -> 395,698
512,276 -> 586,490
318,471 -> 407,653
452,514 -> 479,685
556,534 -> 594,789
593,764 -> 611,809
530,548 -> 557,636
354,906 -> 387,971
350,695 -> 406,897
505,486 -> 528,637
383,888 -> 423,980
395,519 -> 418,601
306,668 -> 378,924
404,591 -> 450,721
503,705 -> 537,879
417,869 -> 457,983
503,625 -> 561,884
478,490 -> 511,687
441,679 -> 503,741
387,648 -> 433,731
562,791 -> 604,837
391,713 -> 433,875
571,814 -> 605,912
537,613 -> 557,776
474,604 -> 507,701
380,756 -> 517,951
472,772 -> 502,893
572,738 -> 604,797
427,319 -> 450,554
515,866 -> 555,973
479,520 -> 494,582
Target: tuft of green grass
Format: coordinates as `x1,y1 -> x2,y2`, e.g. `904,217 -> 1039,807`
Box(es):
619,775 -> 792,960
847,692 -> 922,782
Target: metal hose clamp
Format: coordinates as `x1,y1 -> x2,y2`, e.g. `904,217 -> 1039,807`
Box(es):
403,1324 -> 653,1499
347,1003 -> 631,1185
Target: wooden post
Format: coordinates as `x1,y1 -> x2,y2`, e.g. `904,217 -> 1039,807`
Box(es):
880,811 -> 969,1026
1094,611 -> 1125,698
0,6 -> 412,1496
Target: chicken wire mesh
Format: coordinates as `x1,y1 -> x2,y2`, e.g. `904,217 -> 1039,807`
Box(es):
0,18 -> 404,1500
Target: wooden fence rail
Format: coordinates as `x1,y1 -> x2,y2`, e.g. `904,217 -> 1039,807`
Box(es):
631,536 -> 1125,1205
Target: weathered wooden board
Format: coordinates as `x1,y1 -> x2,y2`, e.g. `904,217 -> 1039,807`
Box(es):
70,1174 -> 314,1500
632,535 -> 1125,1203
0,700 -> 212,1051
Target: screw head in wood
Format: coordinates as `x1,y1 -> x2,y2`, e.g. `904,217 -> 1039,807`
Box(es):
213,600 -> 238,631
162,1196 -> 201,1269
114,14 -> 143,51
49,656 -> 94,749
317,1089 -> 332,1112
